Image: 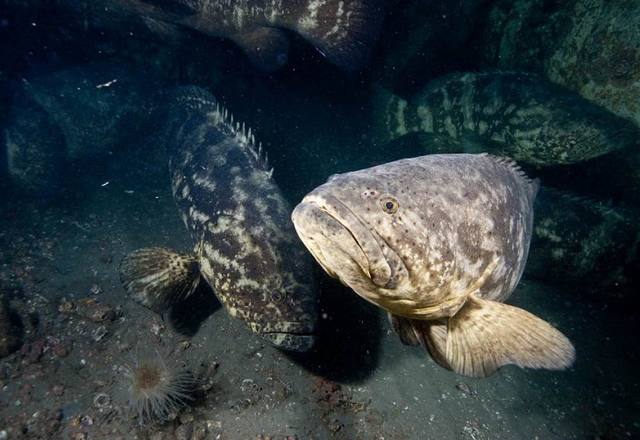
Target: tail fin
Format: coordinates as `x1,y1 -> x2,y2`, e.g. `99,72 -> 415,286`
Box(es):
405,295 -> 575,377
289,0 -> 387,71
119,247 -> 200,313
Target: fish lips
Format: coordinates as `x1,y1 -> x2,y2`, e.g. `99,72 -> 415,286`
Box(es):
255,321 -> 316,352
260,331 -> 315,352
292,196 -> 393,288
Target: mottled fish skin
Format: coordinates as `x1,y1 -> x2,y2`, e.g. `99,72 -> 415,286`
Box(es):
293,154 -> 577,377
377,135 -> 640,298
163,87 -> 318,351
292,154 -> 537,316
372,72 -> 639,165
114,0 -> 387,71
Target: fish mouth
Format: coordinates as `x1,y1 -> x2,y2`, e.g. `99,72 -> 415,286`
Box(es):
252,321 -> 316,352
292,195 -> 393,288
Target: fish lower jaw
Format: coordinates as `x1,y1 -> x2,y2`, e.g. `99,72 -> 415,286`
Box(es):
246,319 -> 317,351
259,331 -> 315,352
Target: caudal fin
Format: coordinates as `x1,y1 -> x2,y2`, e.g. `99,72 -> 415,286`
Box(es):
405,295 -> 575,377
119,247 -> 200,313
290,0 -> 387,71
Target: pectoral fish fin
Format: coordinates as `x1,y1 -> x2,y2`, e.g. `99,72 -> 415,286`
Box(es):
443,295 -> 575,377
410,319 -> 451,370
388,314 -> 454,370
119,247 -> 201,313
289,0 -> 387,71
231,27 -> 290,72
388,313 -> 419,346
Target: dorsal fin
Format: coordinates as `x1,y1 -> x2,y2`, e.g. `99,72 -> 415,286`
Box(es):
169,86 -> 272,175
486,154 -> 539,199
226,114 -> 272,176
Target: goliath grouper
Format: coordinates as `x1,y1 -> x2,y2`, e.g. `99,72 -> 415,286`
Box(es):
292,153 -> 575,376
107,0 -> 388,71
372,72 -> 639,166
120,86 -> 318,352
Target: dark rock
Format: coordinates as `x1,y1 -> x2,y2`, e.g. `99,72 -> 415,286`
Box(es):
456,382 -> 472,395
525,187 -> 640,299
19,382 -> 33,400
174,423 -> 193,440
74,298 -> 117,322
51,384 -> 65,396
21,363 -> 45,380
51,342 -> 71,358
477,0 -> 640,128
0,296 -> 22,358
20,338 -> 45,364
4,63 -> 160,196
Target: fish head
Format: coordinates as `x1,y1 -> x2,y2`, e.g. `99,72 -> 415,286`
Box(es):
247,264 -> 319,353
292,165 -> 457,314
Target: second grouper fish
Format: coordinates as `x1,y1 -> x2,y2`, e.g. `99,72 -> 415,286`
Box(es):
120,86 -> 318,352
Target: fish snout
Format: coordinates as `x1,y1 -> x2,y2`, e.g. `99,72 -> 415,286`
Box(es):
292,196 -> 393,288
292,201 -> 366,278
261,332 -> 315,352
257,320 -> 316,352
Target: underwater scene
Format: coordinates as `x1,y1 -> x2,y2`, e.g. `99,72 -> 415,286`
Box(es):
0,0 -> 639,438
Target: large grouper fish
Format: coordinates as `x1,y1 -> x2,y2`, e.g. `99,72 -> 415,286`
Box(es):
106,0 -> 388,71
292,153 -> 575,376
371,72 -> 639,166
120,86 -> 318,352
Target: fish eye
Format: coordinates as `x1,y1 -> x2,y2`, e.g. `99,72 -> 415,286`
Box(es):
270,290 -> 285,303
272,284 -> 295,303
381,197 -> 399,214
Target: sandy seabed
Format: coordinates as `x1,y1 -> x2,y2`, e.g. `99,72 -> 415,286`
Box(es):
0,142 -> 638,440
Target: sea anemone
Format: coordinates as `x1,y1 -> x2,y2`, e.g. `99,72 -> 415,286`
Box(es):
119,348 -> 196,425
